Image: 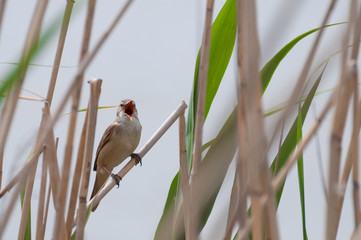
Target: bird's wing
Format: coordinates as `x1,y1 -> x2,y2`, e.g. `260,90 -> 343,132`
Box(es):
93,123 -> 117,171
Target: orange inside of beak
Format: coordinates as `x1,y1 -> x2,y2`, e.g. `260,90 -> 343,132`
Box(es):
124,102 -> 134,118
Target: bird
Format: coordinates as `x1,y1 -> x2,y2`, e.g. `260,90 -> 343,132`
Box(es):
90,99 -> 142,211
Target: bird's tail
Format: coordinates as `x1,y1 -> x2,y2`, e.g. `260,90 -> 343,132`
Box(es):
90,170 -> 109,211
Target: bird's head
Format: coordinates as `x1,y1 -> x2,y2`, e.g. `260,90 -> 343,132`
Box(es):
117,99 -> 137,120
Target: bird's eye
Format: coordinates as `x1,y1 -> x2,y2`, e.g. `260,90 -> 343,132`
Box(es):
120,103 -> 124,107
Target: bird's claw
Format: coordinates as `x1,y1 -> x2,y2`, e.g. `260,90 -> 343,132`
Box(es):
111,173 -> 122,188
131,153 -> 142,166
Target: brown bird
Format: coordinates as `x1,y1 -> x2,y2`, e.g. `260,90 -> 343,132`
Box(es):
90,99 -> 142,211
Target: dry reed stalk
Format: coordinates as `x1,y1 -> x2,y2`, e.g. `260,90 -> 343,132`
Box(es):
0,0 -> 49,191
66,111 -> 89,237
237,0 -> 279,239
18,104 -> 49,240
223,169 -> 242,240
87,101 -> 188,213
0,0 -> 133,199
190,0 -> 214,237
323,2 -> 361,225
0,92 -> 10,188
43,122 -> 61,210
352,224 -> 361,240
75,79 -> 102,240
325,60 -> 355,240
223,171 -> 249,240
350,7 -> 361,229
36,155 -> 48,240
46,0 -> 73,106
225,1 -> 249,239
15,95 -> 45,102
235,217 -> 253,240
192,0 -> 214,175
0,183 -> 23,238
65,0 -> 96,236
51,1 -> 88,238
335,96 -> 361,226
351,67 -> 360,226
223,1 -> 249,238
0,0 -> 7,41
42,183 -> 51,239
178,112 -> 191,240
36,2 -> 74,238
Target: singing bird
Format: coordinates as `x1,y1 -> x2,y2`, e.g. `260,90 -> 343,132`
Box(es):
90,99 -> 142,211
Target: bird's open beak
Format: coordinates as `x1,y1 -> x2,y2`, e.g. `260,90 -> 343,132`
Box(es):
124,102 -> 134,120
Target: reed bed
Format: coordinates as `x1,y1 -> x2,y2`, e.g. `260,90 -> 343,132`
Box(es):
0,0 -> 360,239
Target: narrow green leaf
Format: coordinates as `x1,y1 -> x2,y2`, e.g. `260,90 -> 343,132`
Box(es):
70,204 -> 93,240
158,17 -> 340,240
260,22 -> 345,92
296,105 -> 308,240
156,0 -> 237,238
20,185 -> 32,240
186,0 -> 237,168
173,109 -> 237,239
202,139 -> 214,152
154,173 -> 179,239
271,65 -> 324,205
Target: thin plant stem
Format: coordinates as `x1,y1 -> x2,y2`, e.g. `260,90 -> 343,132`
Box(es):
75,79 -> 102,240
66,110 -> 89,236
191,0 -> 214,236
51,1 -> 86,238
18,105 -> 49,240
178,112 -> 191,240
192,0 -> 214,175
351,67 -> 360,226
0,0 -> 8,42
65,0 -> 96,236
42,179 -> 52,239
46,0 -> 74,107
0,184 -> 23,238
35,155 -> 48,240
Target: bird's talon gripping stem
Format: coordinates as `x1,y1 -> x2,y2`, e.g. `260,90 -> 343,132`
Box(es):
111,174 -> 122,188
131,153 -> 142,166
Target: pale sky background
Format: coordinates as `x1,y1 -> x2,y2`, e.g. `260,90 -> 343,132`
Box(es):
0,0 -> 357,239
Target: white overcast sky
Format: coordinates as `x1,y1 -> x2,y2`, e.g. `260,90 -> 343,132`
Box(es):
0,0 -> 357,239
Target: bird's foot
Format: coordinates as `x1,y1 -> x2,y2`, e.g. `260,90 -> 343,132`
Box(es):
131,153 -> 142,166
111,173 -> 122,188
